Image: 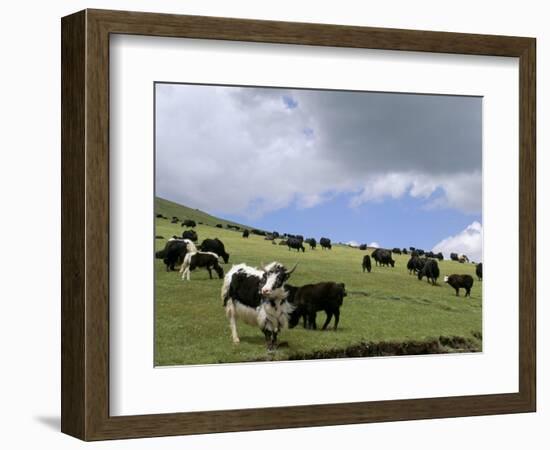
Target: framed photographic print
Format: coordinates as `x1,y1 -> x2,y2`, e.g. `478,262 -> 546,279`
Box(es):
61,9 -> 536,441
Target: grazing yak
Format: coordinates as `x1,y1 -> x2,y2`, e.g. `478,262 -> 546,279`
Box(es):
450,252 -> 459,262
182,219 -> 196,228
155,235 -> 164,239
458,254 -> 470,263
170,218 -> 179,224
305,238 -> 317,250
359,244 -> 367,251
476,263 -> 483,281
362,255 -> 372,273
371,248 -> 395,267
221,262 -> 297,350
252,229 -> 267,236
402,248 -> 408,255
200,238 -> 230,263
242,229 -> 250,238
287,237 -> 305,252
180,251 -> 224,281
320,237 -> 332,250
215,224 -> 223,228
407,255 -> 429,275
392,248 -> 402,255
435,252 -> 444,261
418,259 -> 440,285
155,238 -> 197,271
181,229 -> 198,242
287,282 -> 347,330
444,274 -> 474,297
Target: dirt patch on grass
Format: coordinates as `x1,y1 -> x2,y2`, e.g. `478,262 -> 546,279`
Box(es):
287,335 -> 480,361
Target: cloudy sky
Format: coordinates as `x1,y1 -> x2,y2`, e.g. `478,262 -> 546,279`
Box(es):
155,83 -> 482,260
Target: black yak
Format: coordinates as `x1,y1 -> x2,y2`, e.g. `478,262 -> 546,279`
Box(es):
362,255 -> 372,273
286,282 -> 346,330
287,237 -> 305,252
444,274 -> 474,297
305,238 -> 317,250
418,259 -> 440,285
372,248 -> 395,267
200,238 -> 230,263
320,237 -> 332,250
476,263 -> 483,281
181,229 -> 198,242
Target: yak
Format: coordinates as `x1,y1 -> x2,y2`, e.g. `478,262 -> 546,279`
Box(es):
286,282 -> 346,330
445,274 -> 474,297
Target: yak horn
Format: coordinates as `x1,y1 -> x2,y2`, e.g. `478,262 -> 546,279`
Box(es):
286,263 -> 298,275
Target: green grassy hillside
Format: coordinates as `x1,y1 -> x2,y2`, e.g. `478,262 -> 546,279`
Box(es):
156,197 -> 252,230
154,199 -> 482,366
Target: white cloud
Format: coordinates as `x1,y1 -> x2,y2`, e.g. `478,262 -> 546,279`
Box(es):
346,240 -> 360,247
156,85 -> 482,217
432,221 -> 483,262
368,242 -> 380,248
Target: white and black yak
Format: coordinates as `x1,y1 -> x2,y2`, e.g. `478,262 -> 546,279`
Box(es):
286,282 -> 347,330
180,251 -> 224,281
221,262 -> 297,350
155,238 -> 197,271
444,274 -> 474,297
458,254 -> 470,263
418,259 -> 440,285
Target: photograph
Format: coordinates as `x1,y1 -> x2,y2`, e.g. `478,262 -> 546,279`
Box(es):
154,83 -> 483,366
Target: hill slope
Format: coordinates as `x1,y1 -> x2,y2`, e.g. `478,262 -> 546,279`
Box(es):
155,197 -> 251,230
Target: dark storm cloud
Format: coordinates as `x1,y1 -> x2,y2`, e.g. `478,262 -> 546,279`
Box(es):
155,84 -> 482,216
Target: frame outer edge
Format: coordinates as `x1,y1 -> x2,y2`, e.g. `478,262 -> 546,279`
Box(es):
61,10 -> 87,440
518,38 -> 536,411
60,8 -> 537,440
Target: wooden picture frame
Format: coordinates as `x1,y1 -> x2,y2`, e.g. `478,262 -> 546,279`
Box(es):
61,9 -> 536,441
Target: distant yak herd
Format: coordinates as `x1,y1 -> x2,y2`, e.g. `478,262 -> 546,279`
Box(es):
155,214 -> 481,351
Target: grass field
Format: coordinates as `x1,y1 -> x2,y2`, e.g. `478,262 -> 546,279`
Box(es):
154,197 -> 482,366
